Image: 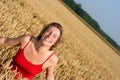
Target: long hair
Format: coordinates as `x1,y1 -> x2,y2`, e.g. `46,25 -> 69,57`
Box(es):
37,22 -> 63,50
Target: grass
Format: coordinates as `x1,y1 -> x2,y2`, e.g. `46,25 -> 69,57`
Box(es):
0,0 -> 120,80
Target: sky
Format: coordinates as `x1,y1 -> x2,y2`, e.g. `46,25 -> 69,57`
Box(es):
74,0 -> 120,45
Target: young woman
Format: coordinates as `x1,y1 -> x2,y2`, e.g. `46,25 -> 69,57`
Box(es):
0,22 -> 63,80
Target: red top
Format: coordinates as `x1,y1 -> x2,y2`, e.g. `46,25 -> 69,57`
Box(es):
12,37 -> 54,80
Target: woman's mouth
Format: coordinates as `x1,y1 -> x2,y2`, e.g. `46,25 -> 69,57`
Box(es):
46,38 -> 50,42
44,38 -> 52,43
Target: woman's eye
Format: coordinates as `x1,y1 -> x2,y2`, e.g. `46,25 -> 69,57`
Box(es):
53,35 -> 57,38
47,30 -> 50,33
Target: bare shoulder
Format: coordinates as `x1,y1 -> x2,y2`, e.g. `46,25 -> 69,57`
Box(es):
50,52 -> 59,64
21,34 -> 37,43
19,34 -> 32,48
21,34 -> 31,41
29,36 -> 37,42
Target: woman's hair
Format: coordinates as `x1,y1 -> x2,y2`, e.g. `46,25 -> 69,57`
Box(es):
37,22 -> 63,50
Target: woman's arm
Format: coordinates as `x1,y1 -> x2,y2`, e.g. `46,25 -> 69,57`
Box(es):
46,65 -> 55,80
46,57 -> 58,80
0,34 -> 29,46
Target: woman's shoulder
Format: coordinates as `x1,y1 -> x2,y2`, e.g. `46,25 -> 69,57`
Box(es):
19,34 -> 32,48
50,51 -> 59,64
21,34 -> 31,41
22,34 -> 36,42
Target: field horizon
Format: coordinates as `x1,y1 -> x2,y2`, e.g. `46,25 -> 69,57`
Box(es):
0,0 -> 120,80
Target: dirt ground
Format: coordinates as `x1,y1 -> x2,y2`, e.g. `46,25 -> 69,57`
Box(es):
0,0 -> 120,80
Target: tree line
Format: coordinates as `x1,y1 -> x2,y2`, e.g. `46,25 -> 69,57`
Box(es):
62,0 -> 120,52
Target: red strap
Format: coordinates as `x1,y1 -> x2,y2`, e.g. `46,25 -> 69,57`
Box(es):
23,37 -> 32,49
42,53 -> 55,65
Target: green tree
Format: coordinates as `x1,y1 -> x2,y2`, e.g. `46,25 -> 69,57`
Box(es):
62,0 -> 120,52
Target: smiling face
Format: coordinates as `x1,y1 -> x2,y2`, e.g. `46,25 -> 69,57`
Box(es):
41,26 -> 61,48
37,22 -> 63,50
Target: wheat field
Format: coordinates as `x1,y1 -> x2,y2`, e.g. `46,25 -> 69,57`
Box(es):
0,0 -> 120,80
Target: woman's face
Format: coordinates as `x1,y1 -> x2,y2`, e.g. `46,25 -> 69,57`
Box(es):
41,26 -> 60,47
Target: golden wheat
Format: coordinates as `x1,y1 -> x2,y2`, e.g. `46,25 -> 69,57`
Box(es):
0,0 -> 120,80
